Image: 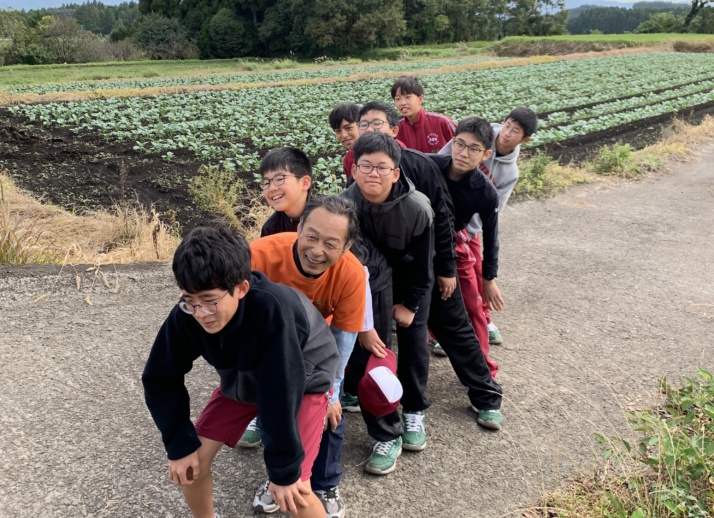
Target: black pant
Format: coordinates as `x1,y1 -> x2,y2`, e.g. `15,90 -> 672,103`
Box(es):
344,284 -> 406,442
428,281 -> 503,410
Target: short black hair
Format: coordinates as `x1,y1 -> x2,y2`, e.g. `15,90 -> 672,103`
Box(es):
352,132 -> 401,167
300,195 -> 360,248
455,116 -> 495,150
329,103 -> 360,130
259,147 -> 312,179
358,101 -> 400,128
172,226 -> 251,295
505,107 -> 538,137
390,76 -> 424,99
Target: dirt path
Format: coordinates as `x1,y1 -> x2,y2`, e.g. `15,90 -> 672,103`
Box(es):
1,146 -> 713,518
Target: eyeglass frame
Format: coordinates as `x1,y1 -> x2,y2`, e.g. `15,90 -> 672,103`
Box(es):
452,138 -> 485,156
178,291 -> 230,315
260,174 -> 298,190
354,163 -> 396,176
357,119 -> 390,130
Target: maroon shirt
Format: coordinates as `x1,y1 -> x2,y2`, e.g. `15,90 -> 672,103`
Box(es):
397,108 -> 455,154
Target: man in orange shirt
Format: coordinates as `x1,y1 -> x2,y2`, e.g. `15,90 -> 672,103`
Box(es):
250,195 -> 366,518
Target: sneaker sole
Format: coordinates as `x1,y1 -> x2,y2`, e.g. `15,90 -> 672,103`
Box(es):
237,440 -> 262,448
402,440 -> 426,451
477,418 -> 502,431
342,405 -> 361,413
432,349 -> 448,357
488,336 -> 503,345
253,503 -> 280,514
364,446 -> 402,475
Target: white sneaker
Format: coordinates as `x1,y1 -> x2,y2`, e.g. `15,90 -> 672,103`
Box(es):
252,479 -> 279,514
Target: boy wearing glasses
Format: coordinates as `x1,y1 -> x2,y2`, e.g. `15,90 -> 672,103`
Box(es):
439,107 -> 538,346
391,75 -> 455,154
142,226 -> 339,518
429,117 -> 500,378
260,147 -> 313,237
345,133 -> 503,476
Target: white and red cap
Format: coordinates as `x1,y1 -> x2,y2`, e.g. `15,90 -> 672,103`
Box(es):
358,349 -> 403,417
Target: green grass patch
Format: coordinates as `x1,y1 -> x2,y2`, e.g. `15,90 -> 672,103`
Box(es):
589,144 -> 661,178
535,370 -> 714,517
512,151 -> 590,201
360,41 -> 491,61
491,33 -> 714,56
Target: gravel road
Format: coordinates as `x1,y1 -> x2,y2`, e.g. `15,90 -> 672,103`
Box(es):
1,145 -> 712,518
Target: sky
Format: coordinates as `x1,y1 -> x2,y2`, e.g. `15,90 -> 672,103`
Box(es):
0,0 -> 690,9
1,0 -> 127,8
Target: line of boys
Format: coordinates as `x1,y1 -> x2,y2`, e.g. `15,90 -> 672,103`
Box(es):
142,76 -> 537,518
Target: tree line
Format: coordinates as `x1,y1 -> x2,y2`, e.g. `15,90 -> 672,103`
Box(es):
567,1 -> 713,34
0,0 -> 711,65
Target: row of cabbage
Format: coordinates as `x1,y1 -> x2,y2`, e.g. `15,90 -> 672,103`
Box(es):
10,53 -> 714,192
3,56 -> 506,95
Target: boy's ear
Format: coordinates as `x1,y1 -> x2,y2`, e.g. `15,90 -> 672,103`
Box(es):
351,163 -> 358,177
392,167 -> 400,184
235,280 -> 250,300
390,125 -> 400,139
300,175 -> 312,191
482,149 -> 493,161
521,136 -> 532,144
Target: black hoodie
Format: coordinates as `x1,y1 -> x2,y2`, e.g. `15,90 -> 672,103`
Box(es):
142,271 -> 338,486
344,175 -> 434,312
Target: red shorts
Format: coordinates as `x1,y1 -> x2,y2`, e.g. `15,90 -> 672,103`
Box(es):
195,386 -> 329,481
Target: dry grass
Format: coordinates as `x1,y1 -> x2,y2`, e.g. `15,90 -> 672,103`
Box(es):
0,173 -> 180,264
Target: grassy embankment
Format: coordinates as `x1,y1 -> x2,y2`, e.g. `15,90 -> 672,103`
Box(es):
525,369 -> 714,518
1,34 -> 712,88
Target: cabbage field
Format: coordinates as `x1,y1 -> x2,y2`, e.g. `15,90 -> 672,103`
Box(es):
1,52 -> 713,230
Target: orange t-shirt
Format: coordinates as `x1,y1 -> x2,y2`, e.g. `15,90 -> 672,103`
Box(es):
250,232 -> 366,333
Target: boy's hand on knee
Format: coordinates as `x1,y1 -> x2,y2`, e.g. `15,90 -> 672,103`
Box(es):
393,304 -> 415,327
437,276 -> 457,300
269,480 -> 310,514
168,451 -> 200,486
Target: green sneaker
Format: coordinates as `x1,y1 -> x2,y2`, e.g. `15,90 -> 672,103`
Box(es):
474,407 -> 503,430
340,391 -> 361,413
365,437 -> 402,475
402,411 -> 427,451
237,417 -> 262,448
488,324 -> 503,345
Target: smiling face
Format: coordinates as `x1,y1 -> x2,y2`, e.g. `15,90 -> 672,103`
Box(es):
296,207 -> 350,275
334,118 -> 360,150
392,87 -> 424,122
352,151 -> 399,204
181,283 -> 248,334
262,168 -> 311,217
450,132 -> 493,179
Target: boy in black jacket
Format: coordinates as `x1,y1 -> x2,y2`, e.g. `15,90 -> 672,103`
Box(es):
355,106 -> 504,433
429,116 -> 501,380
142,226 -> 339,518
